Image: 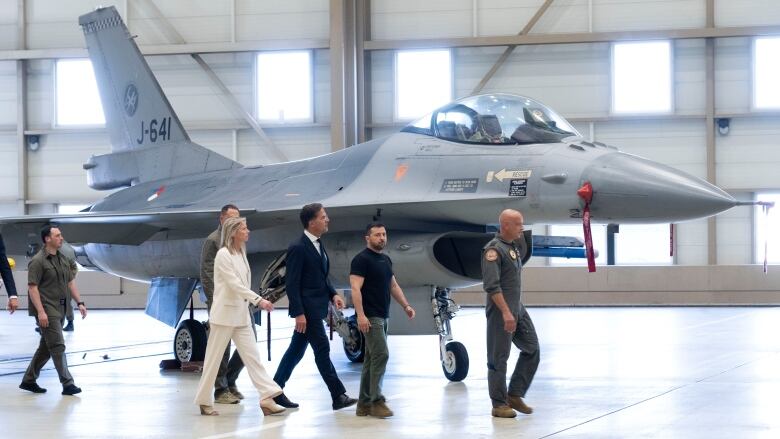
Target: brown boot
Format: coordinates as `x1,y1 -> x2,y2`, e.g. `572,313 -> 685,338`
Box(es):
369,401 -> 394,418
491,405 -> 516,418
508,395 -> 533,414
356,401 -> 371,416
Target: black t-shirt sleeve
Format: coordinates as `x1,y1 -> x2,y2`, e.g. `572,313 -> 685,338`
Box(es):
350,253 -> 368,277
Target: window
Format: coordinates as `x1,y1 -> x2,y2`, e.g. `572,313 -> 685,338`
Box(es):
256,51 -> 313,123
395,49 -> 452,120
548,224 -> 607,266
755,192 -> 780,264
57,204 -> 90,214
611,41 -> 672,114
754,37 -> 780,109
615,224 -> 673,265
55,59 -> 105,126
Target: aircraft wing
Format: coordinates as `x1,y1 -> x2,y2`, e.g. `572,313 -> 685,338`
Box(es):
0,197 -> 503,253
0,194 -> 524,255
0,209 -> 257,251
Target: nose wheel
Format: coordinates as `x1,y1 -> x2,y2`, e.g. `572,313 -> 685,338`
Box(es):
433,287 -> 469,381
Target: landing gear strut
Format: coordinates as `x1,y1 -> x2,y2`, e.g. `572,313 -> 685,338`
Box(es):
433,287 -> 469,381
329,303 -> 365,363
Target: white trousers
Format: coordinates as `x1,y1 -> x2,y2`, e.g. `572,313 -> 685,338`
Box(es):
194,323 -> 282,406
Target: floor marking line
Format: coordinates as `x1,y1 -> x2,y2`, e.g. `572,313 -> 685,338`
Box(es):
679,311 -> 753,331
537,349 -> 780,438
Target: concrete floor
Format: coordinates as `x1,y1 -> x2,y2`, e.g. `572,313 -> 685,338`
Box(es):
1,306 -> 780,438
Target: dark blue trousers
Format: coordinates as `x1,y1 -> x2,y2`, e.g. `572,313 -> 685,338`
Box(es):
273,316 -> 346,399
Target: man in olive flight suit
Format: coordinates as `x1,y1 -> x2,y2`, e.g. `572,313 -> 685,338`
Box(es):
481,209 -> 539,418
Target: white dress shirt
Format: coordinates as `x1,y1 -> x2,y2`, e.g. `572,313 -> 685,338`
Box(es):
304,229 -> 321,255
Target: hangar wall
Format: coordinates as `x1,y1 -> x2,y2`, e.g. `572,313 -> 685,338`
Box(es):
0,0 -> 778,308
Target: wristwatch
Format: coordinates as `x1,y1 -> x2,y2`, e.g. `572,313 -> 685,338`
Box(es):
77,301 -> 85,307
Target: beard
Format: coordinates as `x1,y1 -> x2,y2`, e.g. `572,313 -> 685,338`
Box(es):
369,241 -> 386,251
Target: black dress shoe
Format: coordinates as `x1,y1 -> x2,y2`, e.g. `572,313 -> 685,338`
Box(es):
62,384 -> 82,395
273,393 -> 299,408
19,382 -> 47,393
63,320 -> 74,332
332,393 -> 357,410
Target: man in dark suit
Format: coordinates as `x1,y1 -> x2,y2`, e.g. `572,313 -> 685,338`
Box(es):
1,233 -> 19,313
272,203 -> 357,411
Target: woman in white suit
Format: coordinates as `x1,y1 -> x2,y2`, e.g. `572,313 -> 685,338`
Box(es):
195,217 -> 285,416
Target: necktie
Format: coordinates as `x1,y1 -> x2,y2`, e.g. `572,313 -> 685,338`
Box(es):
317,239 -> 328,272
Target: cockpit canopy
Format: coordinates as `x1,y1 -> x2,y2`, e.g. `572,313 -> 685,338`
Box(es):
402,94 -> 582,145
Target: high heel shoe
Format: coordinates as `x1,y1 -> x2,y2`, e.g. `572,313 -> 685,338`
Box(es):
200,405 -> 219,416
260,399 -> 286,416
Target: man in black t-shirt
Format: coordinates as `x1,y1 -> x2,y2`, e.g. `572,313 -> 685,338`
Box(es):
350,223 -> 415,418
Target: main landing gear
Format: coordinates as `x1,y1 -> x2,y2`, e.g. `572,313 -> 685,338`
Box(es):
173,297 -> 207,363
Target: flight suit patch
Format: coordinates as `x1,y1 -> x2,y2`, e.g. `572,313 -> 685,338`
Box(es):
485,249 -> 498,262
509,249 -> 517,260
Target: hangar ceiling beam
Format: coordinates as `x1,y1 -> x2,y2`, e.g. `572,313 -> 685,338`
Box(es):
190,54 -> 286,161
136,0 -> 284,161
364,25 -> 780,50
0,40 -> 331,61
470,0 -> 554,95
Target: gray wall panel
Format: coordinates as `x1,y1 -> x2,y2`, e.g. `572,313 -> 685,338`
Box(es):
0,134 -> 17,200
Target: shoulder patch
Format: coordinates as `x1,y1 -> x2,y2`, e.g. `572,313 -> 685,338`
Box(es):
485,248 -> 499,262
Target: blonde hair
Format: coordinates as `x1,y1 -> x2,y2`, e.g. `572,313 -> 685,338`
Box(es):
220,216 -> 247,255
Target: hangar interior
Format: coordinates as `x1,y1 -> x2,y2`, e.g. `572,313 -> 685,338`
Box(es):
1,1 -> 780,438
2,0 -> 779,308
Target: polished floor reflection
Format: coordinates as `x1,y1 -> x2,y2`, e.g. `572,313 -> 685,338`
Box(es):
1,307 -> 779,438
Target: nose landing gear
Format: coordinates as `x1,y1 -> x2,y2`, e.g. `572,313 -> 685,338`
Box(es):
433,287 -> 469,381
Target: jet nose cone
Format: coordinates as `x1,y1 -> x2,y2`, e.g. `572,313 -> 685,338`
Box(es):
583,152 -> 736,223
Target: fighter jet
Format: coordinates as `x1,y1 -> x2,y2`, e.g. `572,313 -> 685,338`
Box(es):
0,6 -> 751,381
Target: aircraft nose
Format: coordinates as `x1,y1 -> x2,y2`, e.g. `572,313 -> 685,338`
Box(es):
582,152 -> 737,223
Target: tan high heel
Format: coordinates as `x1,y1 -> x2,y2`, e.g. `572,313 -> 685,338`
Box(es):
200,405 -> 219,416
260,399 -> 286,416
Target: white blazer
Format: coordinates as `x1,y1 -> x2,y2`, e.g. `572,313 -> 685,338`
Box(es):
210,247 -> 261,327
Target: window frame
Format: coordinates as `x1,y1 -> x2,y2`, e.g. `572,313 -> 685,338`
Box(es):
754,191 -> 780,264
394,49 -> 454,122
548,224 -> 608,267
610,40 -> 674,115
53,58 -> 106,127
254,50 -> 315,125
57,203 -> 91,214
614,224 -> 674,266
752,36 -> 780,110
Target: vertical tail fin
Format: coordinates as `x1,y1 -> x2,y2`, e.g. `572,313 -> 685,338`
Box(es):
78,7 -> 240,188
79,6 -> 188,151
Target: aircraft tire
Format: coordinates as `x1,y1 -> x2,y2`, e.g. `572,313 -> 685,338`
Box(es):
442,341 -> 469,382
343,316 -> 365,363
174,319 -> 207,362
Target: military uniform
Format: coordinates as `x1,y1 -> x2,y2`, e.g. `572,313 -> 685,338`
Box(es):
64,260 -> 78,327
22,249 -> 78,387
481,234 -> 540,409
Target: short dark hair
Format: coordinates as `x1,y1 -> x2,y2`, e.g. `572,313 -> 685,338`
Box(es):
299,203 -> 323,229
365,222 -> 386,236
40,224 -> 58,243
221,204 -> 239,214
